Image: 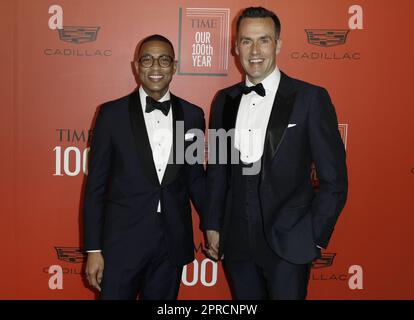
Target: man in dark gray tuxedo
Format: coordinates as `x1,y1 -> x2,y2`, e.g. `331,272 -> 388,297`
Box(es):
204,7 -> 348,299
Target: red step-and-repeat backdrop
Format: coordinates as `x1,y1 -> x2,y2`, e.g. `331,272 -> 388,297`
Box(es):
1,0 -> 413,299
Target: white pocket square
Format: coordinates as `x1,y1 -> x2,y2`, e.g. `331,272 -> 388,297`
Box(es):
185,133 -> 195,140
287,123 -> 297,128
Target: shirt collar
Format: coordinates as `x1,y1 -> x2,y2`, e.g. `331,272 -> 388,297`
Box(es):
245,66 -> 281,94
139,86 -> 171,110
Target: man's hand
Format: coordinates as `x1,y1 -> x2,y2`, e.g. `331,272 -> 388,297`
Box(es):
205,230 -> 223,261
85,252 -> 104,292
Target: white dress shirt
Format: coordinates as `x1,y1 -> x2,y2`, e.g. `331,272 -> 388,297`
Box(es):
235,66 -> 281,163
139,86 -> 173,213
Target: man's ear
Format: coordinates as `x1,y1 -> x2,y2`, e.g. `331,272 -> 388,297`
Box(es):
235,41 -> 240,56
133,60 -> 139,73
276,39 -> 282,55
173,60 -> 177,74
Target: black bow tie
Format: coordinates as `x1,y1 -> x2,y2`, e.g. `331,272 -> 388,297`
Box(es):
241,83 -> 266,97
145,96 -> 171,116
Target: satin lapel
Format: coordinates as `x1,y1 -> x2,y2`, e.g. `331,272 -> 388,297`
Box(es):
128,90 -> 160,186
221,84 -> 243,182
223,83 -> 244,131
261,73 -> 297,183
161,94 -> 184,187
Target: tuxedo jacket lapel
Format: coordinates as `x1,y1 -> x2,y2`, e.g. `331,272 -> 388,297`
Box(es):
128,90 -> 160,187
161,94 -> 184,187
261,72 -> 296,182
223,83 -> 244,131
221,79 -> 296,179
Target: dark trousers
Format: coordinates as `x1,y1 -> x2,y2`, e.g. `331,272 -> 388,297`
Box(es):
100,212 -> 182,300
225,164 -> 311,300
224,251 -> 311,300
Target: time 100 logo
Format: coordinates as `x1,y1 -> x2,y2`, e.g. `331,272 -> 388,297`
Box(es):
53,146 -> 89,176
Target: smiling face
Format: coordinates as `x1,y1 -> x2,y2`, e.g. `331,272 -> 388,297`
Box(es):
236,17 -> 282,84
134,40 -> 177,100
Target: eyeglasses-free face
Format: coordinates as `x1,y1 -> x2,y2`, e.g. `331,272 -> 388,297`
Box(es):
134,40 -> 177,101
236,17 -> 282,85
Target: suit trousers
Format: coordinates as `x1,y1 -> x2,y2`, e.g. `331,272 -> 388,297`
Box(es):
224,165 -> 311,300
100,212 -> 183,300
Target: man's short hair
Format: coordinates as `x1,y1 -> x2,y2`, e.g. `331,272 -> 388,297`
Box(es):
236,7 -> 281,39
138,34 -> 175,57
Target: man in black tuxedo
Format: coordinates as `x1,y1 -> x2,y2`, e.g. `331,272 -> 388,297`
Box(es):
83,34 -> 205,300
204,7 -> 348,299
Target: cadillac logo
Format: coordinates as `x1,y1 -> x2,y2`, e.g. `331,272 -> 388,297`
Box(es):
55,246 -> 86,263
312,252 -> 337,269
58,26 -> 100,44
305,29 -> 350,47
